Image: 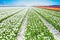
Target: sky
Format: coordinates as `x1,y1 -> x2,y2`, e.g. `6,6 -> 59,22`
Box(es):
0,0 -> 60,6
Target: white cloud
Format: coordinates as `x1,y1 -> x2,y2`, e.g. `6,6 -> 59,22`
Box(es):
14,0 -> 56,6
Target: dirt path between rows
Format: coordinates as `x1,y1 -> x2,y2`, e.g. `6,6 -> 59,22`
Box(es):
16,14 -> 28,40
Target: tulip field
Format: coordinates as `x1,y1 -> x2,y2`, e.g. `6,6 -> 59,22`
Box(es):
33,8 -> 60,31
0,7 -> 60,40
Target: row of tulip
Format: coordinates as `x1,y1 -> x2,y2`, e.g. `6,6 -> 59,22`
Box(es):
0,9 -> 27,40
0,7 -> 24,22
33,8 -> 60,32
25,9 -> 55,40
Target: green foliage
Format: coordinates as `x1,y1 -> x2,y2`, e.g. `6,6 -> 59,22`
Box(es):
25,9 -> 55,40
0,9 -> 27,40
34,8 -> 60,32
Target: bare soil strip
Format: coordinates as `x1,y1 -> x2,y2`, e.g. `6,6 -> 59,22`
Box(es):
34,9 -> 60,40
16,12 -> 28,40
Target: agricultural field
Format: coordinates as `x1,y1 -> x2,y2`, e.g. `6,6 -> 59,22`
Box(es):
35,6 -> 60,11
0,7 -> 60,40
25,9 -> 55,40
33,7 -> 60,31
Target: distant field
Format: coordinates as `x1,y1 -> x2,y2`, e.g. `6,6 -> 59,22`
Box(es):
35,6 -> 60,11
0,7 -> 60,40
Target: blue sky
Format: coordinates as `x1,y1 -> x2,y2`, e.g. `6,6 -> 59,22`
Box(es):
0,0 -> 60,6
